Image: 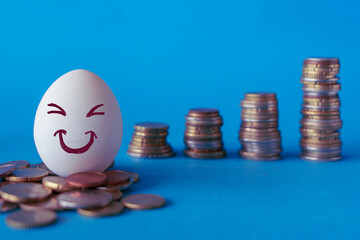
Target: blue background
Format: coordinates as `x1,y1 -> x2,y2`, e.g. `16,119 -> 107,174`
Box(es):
0,0 -> 360,239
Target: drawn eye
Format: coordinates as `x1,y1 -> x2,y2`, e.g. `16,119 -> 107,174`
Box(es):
87,104 -> 105,118
47,103 -> 66,116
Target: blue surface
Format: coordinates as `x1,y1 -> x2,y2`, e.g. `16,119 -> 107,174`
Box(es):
0,0 -> 360,239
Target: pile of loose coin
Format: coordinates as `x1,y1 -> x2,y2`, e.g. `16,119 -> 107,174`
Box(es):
238,92 -> 282,160
0,160 -> 166,229
127,122 -> 175,158
299,58 -> 342,161
184,108 -> 226,159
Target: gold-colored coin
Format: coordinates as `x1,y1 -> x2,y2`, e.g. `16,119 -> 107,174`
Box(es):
5,168 -> 49,182
0,183 -> 52,203
42,176 -> 79,192
6,209 -> 57,229
77,201 -> 124,217
121,194 -> 166,210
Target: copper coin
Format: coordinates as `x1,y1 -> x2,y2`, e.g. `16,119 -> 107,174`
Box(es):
57,190 -> 113,209
98,177 -> 133,191
67,172 -> 107,188
134,122 -> 169,133
20,196 -> 64,211
121,194 -> 165,210
0,183 -> 52,203
42,176 -> 79,192
106,190 -> 123,201
77,201 -> 124,217
133,131 -> 168,138
127,151 -> 175,159
5,168 -> 49,182
239,151 -> 281,161
6,210 -> 57,229
184,149 -> 226,159
188,108 -> 219,118
244,92 -> 277,100
0,164 -> 16,178
103,170 -> 131,185
127,171 -> 140,183
0,160 -> 29,169
0,198 -> 18,212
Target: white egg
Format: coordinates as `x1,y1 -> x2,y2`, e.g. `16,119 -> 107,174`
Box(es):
33,69 -> 123,177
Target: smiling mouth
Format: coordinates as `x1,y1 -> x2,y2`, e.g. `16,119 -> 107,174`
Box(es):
54,129 -> 97,154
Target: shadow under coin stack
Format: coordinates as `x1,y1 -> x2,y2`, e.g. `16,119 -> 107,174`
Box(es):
127,122 -> 175,158
239,92 -> 282,160
184,108 -> 226,159
299,58 -> 342,161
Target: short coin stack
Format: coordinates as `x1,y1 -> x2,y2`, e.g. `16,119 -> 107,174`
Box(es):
0,160 -> 165,229
127,122 -> 175,158
299,57 -> 342,161
184,108 -> 226,159
239,92 -> 282,160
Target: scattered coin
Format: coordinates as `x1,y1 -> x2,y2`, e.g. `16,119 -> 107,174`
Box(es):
127,122 -> 175,158
6,210 -> 57,229
299,57 -> 342,161
105,190 -> 123,201
121,194 -> 165,210
103,170 -> 131,185
77,201 -> 124,217
0,160 -> 29,169
184,108 -> 226,159
0,198 -> 18,212
67,172 -> 107,188
57,190 -> 113,209
239,92 -> 282,160
20,196 -> 64,211
43,176 -> 80,192
0,164 -> 16,178
5,168 -> 49,182
0,183 -> 52,203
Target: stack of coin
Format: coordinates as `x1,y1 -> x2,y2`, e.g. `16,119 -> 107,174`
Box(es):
238,92 -> 282,160
127,122 -> 175,158
299,57 -> 342,161
0,160 -> 165,229
184,108 -> 226,159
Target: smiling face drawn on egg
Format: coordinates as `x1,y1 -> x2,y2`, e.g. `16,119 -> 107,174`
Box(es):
48,103 -> 105,154
34,69 -> 123,177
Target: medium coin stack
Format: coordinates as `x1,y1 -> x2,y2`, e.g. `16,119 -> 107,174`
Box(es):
0,160 -> 165,229
299,57 -> 342,161
238,92 -> 282,160
127,122 -> 175,158
184,108 -> 226,159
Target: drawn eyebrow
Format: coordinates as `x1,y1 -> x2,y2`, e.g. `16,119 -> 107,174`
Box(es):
47,103 -> 66,116
87,104 -> 105,118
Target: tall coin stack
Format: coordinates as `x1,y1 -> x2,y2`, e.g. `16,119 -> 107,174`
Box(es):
299,58 -> 342,161
184,108 -> 226,159
127,122 -> 175,158
238,92 -> 282,160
